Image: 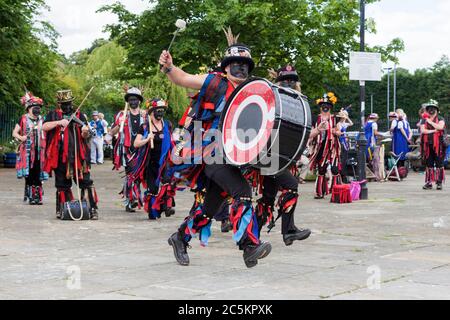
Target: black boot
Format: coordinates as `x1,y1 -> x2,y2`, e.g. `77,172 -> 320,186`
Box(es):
90,208 -> 98,220
437,182 -> 443,190
29,186 -> 36,205
168,232 -> 190,266
423,183 -> 433,190
243,241 -> 272,268
165,208 -> 175,217
34,186 -> 43,205
24,184 -> 30,202
283,227 -> 312,246
56,191 -> 62,219
125,201 -> 137,212
221,218 -> 233,233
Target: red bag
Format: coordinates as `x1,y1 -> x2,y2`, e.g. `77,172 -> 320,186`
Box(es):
331,184 -> 352,204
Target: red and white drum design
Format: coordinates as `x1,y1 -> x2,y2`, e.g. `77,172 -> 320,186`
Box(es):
221,79 -> 276,166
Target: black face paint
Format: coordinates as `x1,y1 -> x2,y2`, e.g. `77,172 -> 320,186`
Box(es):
61,102 -> 73,115
280,80 -> 297,89
128,97 -> 140,109
230,62 -> 249,79
321,107 -> 330,113
154,109 -> 165,120
31,106 -> 41,117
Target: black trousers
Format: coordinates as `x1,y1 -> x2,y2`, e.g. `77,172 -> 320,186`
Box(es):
54,161 -> 93,189
260,170 -> 297,234
426,147 -> 444,168
262,170 -> 298,202
340,145 -> 349,182
203,164 -> 252,219
26,158 -> 42,187
145,160 -> 160,195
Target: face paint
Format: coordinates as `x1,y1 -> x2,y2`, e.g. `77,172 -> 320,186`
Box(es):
128,96 -> 141,109
321,107 -> 330,113
230,62 -> 249,79
31,106 -> 41,117
154,109 -> 165,120
61,102 -> 73,115
280,80 -> 297,89
427,107 -> 437,115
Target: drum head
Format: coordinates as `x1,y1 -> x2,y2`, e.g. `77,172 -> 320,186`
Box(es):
220,78 -> 276,166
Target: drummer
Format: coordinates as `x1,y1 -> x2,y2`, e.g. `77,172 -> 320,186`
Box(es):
251,65 -> 311,245
159,27 -> 271,268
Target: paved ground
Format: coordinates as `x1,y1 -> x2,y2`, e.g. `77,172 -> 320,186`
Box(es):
0,162 -> 449,300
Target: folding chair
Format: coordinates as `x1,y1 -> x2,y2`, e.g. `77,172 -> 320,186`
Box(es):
385,152 -> 404,182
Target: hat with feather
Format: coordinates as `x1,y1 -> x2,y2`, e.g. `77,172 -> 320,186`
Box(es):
21,91 -> 43,109
220,27 -> 255,73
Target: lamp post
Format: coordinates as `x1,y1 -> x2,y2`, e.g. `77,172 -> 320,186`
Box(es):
393,51 -> 397,111
384,67 -> 393,128
357,0 -> 368,200
371,94 -> 374,114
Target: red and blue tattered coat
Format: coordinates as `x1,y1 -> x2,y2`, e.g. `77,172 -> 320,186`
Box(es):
166,73 -> 234,189
128,119 -> 176,214
16,115 -> 48,181
113,111 -> 144,170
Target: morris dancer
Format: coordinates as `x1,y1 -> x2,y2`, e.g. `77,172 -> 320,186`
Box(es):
253,65 -> 311,245
159,27 -> 271,268
110,87 -> 145,212
309,93 -> 341,199
420,100 -> 446,190
13,92 -> 48,205
42,90 -> 99,219
133,98 -> 176,220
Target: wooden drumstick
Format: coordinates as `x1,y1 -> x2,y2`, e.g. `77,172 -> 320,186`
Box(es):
148,113 -> 154,149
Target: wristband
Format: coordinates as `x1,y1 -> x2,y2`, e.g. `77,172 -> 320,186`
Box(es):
163,66 -> 173,74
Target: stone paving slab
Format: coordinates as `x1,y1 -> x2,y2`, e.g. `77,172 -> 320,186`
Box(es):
1,162 -> 450,300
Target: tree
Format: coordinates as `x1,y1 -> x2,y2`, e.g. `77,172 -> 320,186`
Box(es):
100,0 -> 401,99
0,0 -> 60,115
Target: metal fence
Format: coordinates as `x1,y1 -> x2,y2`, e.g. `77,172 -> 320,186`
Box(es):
0,106 -> 17,145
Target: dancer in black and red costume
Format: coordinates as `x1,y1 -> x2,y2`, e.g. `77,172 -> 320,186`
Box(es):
133,98 -> 176,220
42,90 -> 99,219
252,65 -> 311,245
309,93 -> 341,199
159,27 -> 271,268
420,99 -> 446,190
13,92 -> 48,205
110,87 -> 145,212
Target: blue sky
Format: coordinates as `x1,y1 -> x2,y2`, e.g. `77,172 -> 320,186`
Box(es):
42,0 -> 450,72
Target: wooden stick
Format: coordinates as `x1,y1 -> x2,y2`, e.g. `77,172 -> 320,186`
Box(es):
148,113 -> 154,149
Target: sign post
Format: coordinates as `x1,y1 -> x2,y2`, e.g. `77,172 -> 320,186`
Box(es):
350,2 -> 382,200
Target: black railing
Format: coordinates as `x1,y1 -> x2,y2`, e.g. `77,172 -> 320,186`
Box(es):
0,106 -> 17,145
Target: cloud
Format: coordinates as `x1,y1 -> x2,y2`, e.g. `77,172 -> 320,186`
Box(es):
366,0 -> 450,71
39,0 -> 149,56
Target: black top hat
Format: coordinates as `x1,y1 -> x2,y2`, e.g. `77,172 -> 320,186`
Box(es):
220,44 -> 255,73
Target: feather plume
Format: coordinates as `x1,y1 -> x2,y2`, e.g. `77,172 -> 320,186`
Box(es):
267,68 -> 278,80
222,26 -> 240,46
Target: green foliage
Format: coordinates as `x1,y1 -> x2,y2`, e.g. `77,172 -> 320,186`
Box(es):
0,0 -> 60,117
100,0 -> 400,99
330,55 -> 450,127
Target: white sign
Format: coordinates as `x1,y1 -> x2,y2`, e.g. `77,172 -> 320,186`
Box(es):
349,52 -> 382,81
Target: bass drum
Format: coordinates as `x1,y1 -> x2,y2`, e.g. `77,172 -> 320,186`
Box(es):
220,77 -> 311,175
